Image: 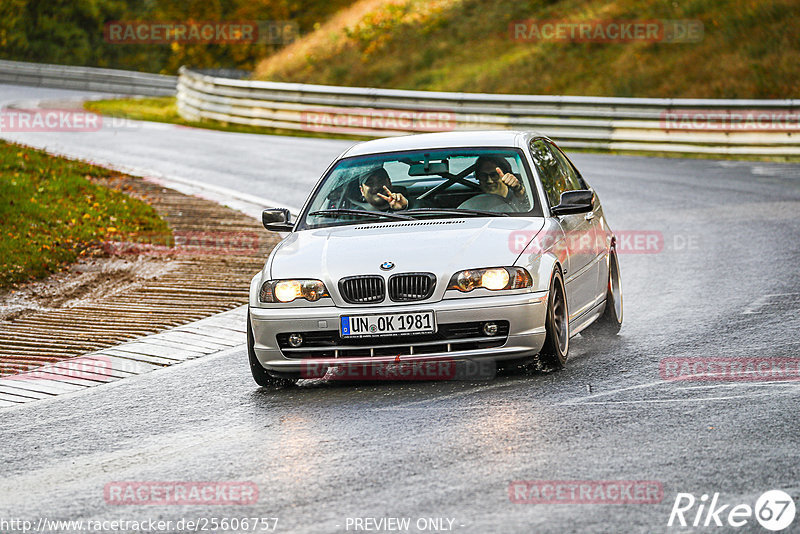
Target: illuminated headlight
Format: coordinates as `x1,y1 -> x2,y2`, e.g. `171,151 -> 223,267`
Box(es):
259,279 -> 329,303
447,267 -> 532,292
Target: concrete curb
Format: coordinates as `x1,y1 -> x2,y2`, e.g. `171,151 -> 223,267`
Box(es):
0,306 -> 247,407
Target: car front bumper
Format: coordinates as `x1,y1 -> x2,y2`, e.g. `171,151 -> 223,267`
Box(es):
249,291 -> 549,376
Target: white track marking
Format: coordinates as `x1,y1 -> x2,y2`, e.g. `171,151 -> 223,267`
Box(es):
565,389 -> 798,405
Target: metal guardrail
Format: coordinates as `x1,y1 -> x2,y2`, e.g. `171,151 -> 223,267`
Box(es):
0,59 -> 176,97
0,60 -> 794,156
177,67 -> 800,156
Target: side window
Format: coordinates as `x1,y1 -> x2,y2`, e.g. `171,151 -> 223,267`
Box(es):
547,142 -> 588,191
529,138 -> 566,207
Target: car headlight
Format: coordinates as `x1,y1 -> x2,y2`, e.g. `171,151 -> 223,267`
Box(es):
259,279 -> 330,303
447,267 -> 532,292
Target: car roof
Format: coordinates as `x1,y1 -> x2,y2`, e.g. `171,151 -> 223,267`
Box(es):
342,130 -> 544,158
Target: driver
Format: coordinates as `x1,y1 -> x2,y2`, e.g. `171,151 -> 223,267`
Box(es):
350,167 -> 409,211
474,155 -> 526,202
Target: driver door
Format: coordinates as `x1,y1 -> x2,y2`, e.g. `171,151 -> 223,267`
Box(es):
529,139 -> 598,319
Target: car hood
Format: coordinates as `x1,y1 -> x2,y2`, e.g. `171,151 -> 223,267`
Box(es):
268,217 -> 545,282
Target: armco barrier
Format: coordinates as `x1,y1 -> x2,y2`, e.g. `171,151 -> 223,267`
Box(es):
1,60 -> 795,156
177,67 -> 800,156
0,59 -> 176,97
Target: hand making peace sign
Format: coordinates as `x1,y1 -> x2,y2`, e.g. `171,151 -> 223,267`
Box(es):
376,185 -> 409,210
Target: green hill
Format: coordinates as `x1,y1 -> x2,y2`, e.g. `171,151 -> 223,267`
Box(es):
254,0 -> 799,98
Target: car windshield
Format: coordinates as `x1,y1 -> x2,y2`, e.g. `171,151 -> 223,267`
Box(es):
299,147 -> 536,229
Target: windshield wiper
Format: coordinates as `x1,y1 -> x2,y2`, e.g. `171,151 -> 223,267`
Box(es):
403,208 -> 509,218
308,209 -> 415,221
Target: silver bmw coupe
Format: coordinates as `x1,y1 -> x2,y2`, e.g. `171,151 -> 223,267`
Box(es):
247,131 -> 622,386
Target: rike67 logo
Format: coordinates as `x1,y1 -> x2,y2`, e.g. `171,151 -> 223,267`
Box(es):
668,490 -> 795,531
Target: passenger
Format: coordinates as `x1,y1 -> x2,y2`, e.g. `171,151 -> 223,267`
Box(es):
474,155 -> 526,202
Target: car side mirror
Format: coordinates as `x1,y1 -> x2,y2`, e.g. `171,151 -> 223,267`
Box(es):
262,208 -> 293,232
551,190 -> 594,216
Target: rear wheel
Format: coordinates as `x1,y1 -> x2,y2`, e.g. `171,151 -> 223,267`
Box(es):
539,268 -> 569,370
584,249 -> 623,337
247,309 -> 297,388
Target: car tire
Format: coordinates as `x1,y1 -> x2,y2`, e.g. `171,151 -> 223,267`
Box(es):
247,308 -> 297,388
584,248 -> 623,338
538,268 -> 569,370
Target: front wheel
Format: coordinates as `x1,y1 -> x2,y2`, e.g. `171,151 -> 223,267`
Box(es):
539,268 -> 569,370
247,309 -> 297,388
585,249 -> 623,338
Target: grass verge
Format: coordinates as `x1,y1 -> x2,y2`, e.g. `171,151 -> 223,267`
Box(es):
0,141 -> 171,289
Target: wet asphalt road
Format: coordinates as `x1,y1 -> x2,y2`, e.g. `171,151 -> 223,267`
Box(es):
1,84 -> 800,533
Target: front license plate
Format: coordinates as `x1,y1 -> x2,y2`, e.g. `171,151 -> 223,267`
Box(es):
340,311 -> 436,337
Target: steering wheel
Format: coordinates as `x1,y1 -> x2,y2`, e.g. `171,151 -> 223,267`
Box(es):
457,193 -> 515,212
